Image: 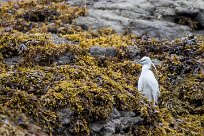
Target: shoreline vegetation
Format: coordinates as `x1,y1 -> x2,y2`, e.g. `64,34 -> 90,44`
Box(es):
0,0 -> 203,135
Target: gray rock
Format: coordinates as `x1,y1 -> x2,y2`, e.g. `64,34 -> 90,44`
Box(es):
119,110 -> 136,117
18,44 -> 28,54
127,45 -> 141,59
119,116 -> 143,126
57,108 -> 73,125
181,33 -> 197,45
90,46 -> 117,57
91,120 -> 107,133
3,56 -> 22,66
101,121 -> 116,136
110,107 -> 121,118
50,34 -> 75,45
90,107 -> 143,135
100,116 -> 143,135
56,53 -> 77,65
67,0 -> 204,39
196,9 -> 204,27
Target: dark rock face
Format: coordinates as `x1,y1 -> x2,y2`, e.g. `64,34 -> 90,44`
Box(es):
126,45 -> 141,60
56,53 -> 77,65
56,107 -> 143,136
3,56 -> 22,66
90,107 -> 143,136
23,9 -> 60,22
50,34 -> 75,45
58,108 -> 73,126
90,46 -> 117,57
67,0 -> 204,39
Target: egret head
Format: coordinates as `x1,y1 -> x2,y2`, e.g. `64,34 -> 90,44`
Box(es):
139,56 -> 157,71
139,56 -> 151,66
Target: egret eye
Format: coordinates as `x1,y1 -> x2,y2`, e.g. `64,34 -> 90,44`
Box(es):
140,59 -> 145,62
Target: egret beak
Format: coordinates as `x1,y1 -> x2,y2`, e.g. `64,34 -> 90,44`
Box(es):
138,60 -> 144,64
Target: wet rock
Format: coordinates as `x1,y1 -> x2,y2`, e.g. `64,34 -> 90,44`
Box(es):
127,45 -> 141,59
181,33 -> 197,45
90,107 -> 143,135
0,118 -> 48,136
67,0 -> 204,39
91,120 -> 107,133
33,51 -> 77,66
101,121 -> 116,136
55,108 -> 74,136
90,46 -> 117,57
99,116 -> 143,135
119,110 -> 136,117
50,34 -> 74,45
110,107 -> 121,118
18,44 -> 28,54
56,53 -> 77,65
57,108 -> 73,125
141,33 -> 150,41
3,56 -> 22,66
196,9 -> 204,28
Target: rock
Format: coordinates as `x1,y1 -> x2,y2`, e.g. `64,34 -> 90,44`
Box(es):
91,120 -> 107,133
57,108 -> 73,125
119,110 -> 136,117
90,46 -> 117,57
67,0 -> 204,39
3,56 -> 22,66
100,116 -> 143,135
90,107 -> 143,135
196,9 -> 204,27
18,44 -> 28,54
127,45 -> 141,59
50,34 -> 74,45
110,107 -> 121,118
101,121 -> 116,136
33,51 -> 77,66
181,33 -> 197,45
56,53 -> 77,65
55,108 -> 73,136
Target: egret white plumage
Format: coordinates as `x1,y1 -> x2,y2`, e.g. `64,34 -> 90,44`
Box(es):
138,56 -> 160,105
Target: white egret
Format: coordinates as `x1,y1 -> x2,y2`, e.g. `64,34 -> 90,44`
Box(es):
138,56 -> 160,105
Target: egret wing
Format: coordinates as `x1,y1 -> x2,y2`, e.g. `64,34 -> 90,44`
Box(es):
138,74 -> 143,92
145,70 -> 160,104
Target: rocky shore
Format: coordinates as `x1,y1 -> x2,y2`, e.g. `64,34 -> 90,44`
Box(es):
0,0 -> 203,135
